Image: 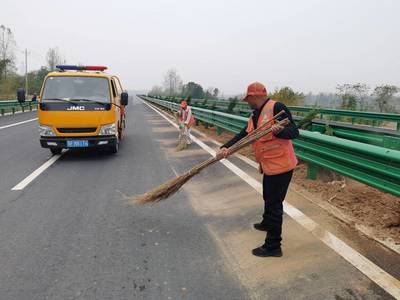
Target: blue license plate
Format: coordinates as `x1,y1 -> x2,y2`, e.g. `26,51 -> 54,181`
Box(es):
67,140 -> 89,147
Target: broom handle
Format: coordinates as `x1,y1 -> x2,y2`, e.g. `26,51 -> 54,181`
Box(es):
223,110 -> 285,151
228,118 -> 289,155
196,118 -> 289,172
190,114 -> 289,174
193,117 -> 284,171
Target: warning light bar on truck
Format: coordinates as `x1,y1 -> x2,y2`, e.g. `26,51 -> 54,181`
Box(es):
55,65 -> 108,71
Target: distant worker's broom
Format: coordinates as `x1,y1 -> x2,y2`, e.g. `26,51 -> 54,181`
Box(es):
133,111 -> 288,204
174,112 -> 188,151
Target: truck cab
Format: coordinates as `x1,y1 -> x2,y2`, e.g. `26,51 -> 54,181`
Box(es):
37,65 -> 128,154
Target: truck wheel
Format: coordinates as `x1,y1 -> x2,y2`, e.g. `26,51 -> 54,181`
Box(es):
50,148 -> 62,155
109,140 -> 119,154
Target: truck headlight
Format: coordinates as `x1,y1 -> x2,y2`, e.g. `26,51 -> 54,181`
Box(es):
99,123 -> 116,136
38,125 -> 55,137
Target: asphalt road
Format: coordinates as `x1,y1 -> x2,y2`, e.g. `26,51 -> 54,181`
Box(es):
0,97 -> 398,300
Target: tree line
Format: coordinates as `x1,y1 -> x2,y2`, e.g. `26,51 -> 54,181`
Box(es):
150,69 -> 399,113
149,69 -> 221,100
149,69 -> 305,106
0,25 -> 65,99
335,83 -> 399,113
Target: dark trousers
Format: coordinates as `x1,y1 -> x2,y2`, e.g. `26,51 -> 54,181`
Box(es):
261,170 -> 293,249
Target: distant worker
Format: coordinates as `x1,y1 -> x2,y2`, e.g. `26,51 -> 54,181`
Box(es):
177,100 -> 195,146
216,82 -> 299,257
31,94 -> 37,102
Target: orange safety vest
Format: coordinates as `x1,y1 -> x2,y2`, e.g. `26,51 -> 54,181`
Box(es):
246,100 -> 298,175
179,107 -> 195,128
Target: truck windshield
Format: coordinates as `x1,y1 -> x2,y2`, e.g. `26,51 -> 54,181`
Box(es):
42,76 -> 111,103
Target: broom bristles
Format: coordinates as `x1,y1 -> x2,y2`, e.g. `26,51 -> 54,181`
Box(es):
175,137 -> 187,151
133,169 -> 200,204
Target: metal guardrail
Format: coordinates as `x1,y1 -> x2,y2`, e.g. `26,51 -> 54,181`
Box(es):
141,96 -> 400,197
289,106 -> 400,131
146,96 -> 400,150
308,121 -> 400,150
149,96 -> 400,130
142,96 -> 246,134
293,131 -> 400,197
0,100 -> 37,116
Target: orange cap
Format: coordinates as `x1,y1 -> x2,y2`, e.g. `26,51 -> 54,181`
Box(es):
242,82 -> 267,101
180,100 -> 187,108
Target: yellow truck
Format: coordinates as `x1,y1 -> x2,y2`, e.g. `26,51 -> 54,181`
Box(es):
32,65 -> 128,154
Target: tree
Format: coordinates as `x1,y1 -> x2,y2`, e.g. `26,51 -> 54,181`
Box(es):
0,25 -> 16,80
28,66 -> 49,95
372,85 -> 399,113
148,85 -> 164,97
181,81 -> 204,99
336,83 -> 372,111
213,88 -> 219,99
270,87 -> 304,106
163,69 -> 182,97
351,83 -> 370,111
204,87 -> 213,99
336,84 -> 358,110
204,87 -> 219,99
46,47 -> 64,71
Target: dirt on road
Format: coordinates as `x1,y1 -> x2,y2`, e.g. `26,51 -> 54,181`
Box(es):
192,123 -> 400,246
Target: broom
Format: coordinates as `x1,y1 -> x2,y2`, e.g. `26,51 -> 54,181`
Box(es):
174,112 -> 188,151
133,111 -> 288,204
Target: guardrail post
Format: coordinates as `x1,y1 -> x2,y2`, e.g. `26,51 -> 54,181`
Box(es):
204,122 -> 209,129
29,104 -> 32,111
1,108 -> 4,116
217,127 -> 223,135
397,122 -> 400,131
307,163 -> 319,180
12,107 -> 15,114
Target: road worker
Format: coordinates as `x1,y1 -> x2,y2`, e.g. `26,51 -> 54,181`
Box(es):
216,82 -> 299,257
177,100 -> 195,145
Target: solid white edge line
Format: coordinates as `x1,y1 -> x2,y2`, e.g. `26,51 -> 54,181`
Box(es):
143,100 -> 400,299
11,152 -> 64,191
0,118 -> 38,130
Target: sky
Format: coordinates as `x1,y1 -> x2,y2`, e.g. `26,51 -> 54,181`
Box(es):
1,0 -> 399,95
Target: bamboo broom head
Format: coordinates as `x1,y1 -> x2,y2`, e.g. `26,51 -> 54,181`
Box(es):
132,158 -> 216,204
175,137 -> 187,151
133,171 -> 197,204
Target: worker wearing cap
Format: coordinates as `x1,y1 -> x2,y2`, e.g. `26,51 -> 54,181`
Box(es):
216,82 -> 299,257
178,100 -> 195,144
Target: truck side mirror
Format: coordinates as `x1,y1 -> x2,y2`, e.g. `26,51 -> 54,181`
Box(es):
17,88 -> 26,103
121,92 -> 128,106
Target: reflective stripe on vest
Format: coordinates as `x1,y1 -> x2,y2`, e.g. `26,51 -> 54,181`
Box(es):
246,100 -> 298,175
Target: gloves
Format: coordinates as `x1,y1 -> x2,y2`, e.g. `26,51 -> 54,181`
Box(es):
215,147 -> 231,160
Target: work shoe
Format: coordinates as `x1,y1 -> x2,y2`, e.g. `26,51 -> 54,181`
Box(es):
252,245 -> 282,257
253,223 -> 269,232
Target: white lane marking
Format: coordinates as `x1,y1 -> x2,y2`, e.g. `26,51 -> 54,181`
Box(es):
143,100 -> 400,300
11,152 -> 64,191
0,118 -> 38,130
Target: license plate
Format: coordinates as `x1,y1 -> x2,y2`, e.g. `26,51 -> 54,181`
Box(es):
67,140 -> 89,147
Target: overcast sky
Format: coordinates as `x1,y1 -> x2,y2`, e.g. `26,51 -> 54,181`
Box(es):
1,0 -> 399,95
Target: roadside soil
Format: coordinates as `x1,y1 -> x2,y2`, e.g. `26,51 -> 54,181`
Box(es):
191,122 -> 400,246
